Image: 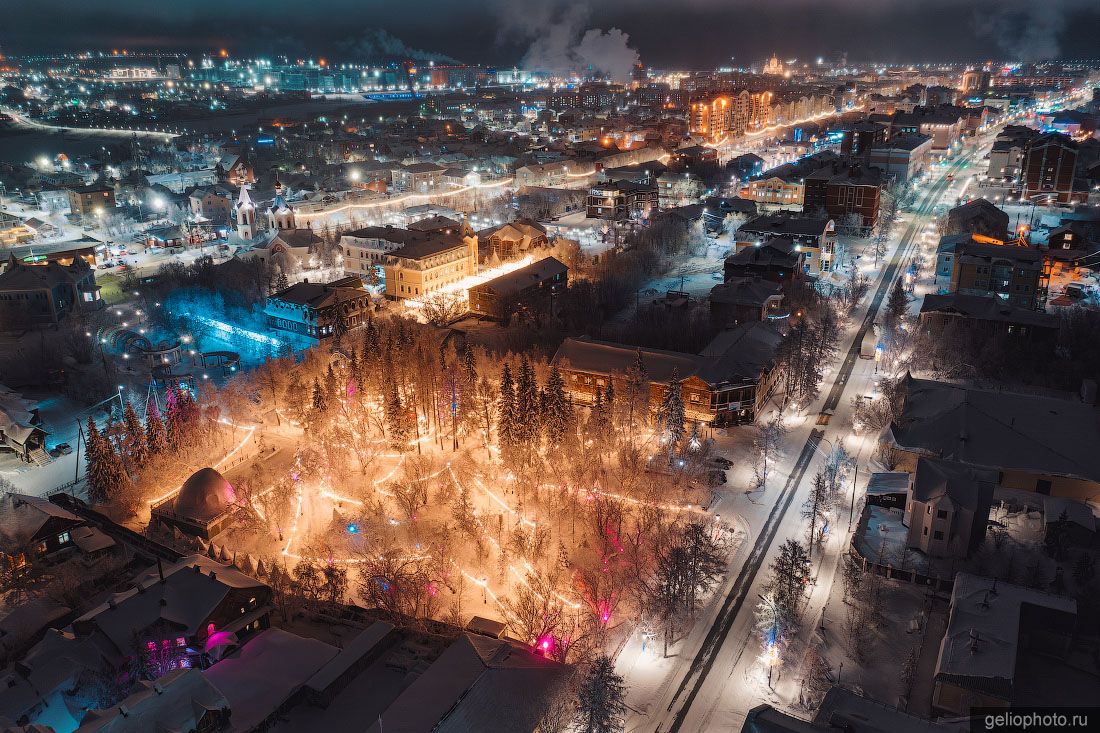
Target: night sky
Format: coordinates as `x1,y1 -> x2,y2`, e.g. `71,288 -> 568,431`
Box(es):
5,0 -> 1100,66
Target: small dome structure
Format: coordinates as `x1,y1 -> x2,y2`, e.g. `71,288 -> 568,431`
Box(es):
174,468 -> 235,522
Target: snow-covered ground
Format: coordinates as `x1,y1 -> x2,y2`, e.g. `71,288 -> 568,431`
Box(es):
617,129 -> 999,732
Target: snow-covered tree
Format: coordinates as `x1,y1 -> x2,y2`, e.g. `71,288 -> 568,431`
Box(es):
145,399 -> 168,454
574,655 -> 627,733
768,539 -> 810,620
542,365 -> 572,448
121,401 -> 148,468
655,370 -> 685,462
497,363 -> 518,457
384,378 -> 408,450
85,417 -> 128,504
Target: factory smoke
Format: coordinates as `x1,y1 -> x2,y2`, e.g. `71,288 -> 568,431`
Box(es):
337,29 -> 458,64
501,1 -> 640,81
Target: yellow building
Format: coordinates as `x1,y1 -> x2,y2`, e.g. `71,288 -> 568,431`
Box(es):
741,176 -> 804,208
340,224 -> 478,301
0,213 -> 34,246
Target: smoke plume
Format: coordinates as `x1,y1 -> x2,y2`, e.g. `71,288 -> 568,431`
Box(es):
501,1 -> 640,81
974,0 -> 1090,61
338,29 -> 458,64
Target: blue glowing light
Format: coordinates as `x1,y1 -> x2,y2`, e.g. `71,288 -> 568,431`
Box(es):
346,523 -> 359,534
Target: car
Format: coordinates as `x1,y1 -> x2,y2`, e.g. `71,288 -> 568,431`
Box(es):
54,443 -> 72,455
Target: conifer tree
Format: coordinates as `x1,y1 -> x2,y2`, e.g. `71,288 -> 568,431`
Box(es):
85,417 -> 128,504
885,275 -> 908,333
122,401 -> 148,467
497,363 -> 518,454
164,387 -> 198,450
574,655 -> 628,733
542,365 -> 571,447
384,378 -> 408,450
655,371 -> 686,462
623,349 -> 646,438
515,356 -> 539,450
145,399 -> 169,454
311,380 -> 328,417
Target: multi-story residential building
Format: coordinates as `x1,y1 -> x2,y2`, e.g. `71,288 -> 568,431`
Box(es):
340,224 -> 478,301
188,184 -> 235,224
903,457 -> 996,560
586,180 -> 658,221
947,240 -> 1046,309
393,162 -> 447,193
737,213 -> 837,274
891,107 -> 964,151
826,165 -> 884,232
987,125 -> 1039,180
1022,132 -> 1081,204
868,134 -> 934,182
66,184 -> 115,217
919,293 -> 1059,344
945,198 -> 1010,239
838,121 -> 888,159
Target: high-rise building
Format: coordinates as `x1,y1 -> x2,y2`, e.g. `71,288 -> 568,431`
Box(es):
1022,132 -> 1079,204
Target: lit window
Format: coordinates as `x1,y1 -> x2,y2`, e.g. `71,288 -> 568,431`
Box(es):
57,531 -> 71,544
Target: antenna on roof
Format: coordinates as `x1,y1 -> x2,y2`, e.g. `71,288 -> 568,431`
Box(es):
968,628 -> 980,653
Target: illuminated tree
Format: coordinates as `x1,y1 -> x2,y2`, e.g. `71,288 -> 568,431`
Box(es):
310,380 -> 328,419
383,377 -> 408,450
121,401 -> 147,468
164,386 -> 199,450
497,362 -> 518,458
145,400 -> 168,454
621,349 -> 647,440
768,539 -> 810,621
542,365 -> 572,448
654,371 -> 685,462
802,471 -> 830,556
753,415 -> 787,491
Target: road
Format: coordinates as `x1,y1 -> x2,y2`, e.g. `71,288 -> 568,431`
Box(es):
2,106 -> 179,140
623,132 -> 998,733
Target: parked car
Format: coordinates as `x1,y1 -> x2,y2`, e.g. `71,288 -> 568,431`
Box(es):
50,443 -> 72,457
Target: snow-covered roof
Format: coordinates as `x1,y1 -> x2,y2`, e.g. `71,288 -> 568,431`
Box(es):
0,493 -> 83,552
304,622 -> 394,695
934,573 -> 1077,696
203,628 -> 338,732
890,375 -> 1100,484
75,668 -> 229,733
366,633 -> 567,733
75,555 -> 267,657
0,630 -> 109,724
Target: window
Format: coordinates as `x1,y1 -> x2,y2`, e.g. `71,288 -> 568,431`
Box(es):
922,526 -> 929,536
57,531 -> 71,544
936,510 -> 948,519
933,530 -> 944,540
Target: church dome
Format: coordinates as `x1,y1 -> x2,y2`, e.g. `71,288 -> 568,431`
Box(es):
174,467 -> 235,522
